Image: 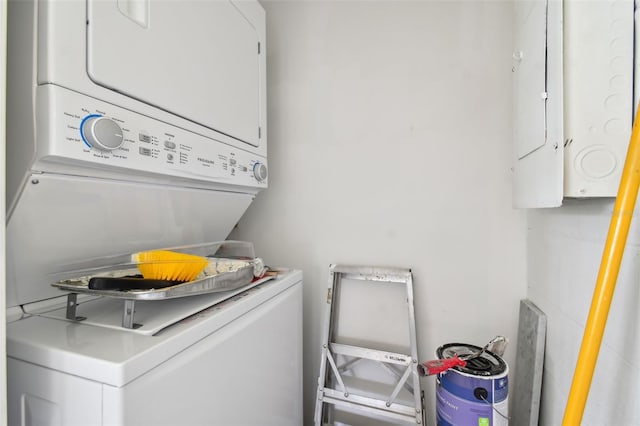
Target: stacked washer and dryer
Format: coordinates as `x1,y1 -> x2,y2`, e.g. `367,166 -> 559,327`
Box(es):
5,1 -> 303,425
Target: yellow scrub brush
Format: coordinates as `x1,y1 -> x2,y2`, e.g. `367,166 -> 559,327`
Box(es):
132,250 -> 208,282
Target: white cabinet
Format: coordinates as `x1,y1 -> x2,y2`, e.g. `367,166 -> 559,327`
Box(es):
512,0 -> 635,208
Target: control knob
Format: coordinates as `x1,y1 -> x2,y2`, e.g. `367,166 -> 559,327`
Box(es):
253,162 -> 268,182
81,116 -> 124,151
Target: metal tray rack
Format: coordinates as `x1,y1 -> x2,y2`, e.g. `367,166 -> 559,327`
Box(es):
53,260 -> 259,329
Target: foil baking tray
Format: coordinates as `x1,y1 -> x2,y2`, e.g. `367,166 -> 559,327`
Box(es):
52,259 -> 257,301
48,241 -> 269,329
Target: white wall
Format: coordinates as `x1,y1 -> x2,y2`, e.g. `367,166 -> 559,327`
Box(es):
230,1 -> 526,424
528,200 -> 640,425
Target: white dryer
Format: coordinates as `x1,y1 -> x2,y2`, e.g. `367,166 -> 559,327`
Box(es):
5,1 -> 302,425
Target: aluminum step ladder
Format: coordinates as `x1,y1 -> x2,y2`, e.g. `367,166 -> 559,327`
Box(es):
314,264 -> 425,425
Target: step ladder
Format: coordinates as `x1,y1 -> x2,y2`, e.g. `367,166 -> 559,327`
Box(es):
314,264 -> 425,425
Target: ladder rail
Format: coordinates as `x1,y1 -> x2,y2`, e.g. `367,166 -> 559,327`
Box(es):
406,273 -> 424,419
314,267 -> 340,425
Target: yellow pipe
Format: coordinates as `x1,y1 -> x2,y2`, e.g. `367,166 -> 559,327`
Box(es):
562,108 -> 640,426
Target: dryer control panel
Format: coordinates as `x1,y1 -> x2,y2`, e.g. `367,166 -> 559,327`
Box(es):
36,86 -> 268,188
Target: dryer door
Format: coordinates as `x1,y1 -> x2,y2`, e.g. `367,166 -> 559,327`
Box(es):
86,0 -> 264,148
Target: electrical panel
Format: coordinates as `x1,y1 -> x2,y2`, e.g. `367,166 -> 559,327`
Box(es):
512,0 -> 635,208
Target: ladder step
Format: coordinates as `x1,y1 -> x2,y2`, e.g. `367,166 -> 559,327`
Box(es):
331,342 -> 413,366
329,264 -> 411,283
321,391 -> 418,424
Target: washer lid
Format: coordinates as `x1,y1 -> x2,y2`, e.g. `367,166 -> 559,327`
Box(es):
5,174 -> 255,309
86,0 -> 264,147
437,343 -> 507,377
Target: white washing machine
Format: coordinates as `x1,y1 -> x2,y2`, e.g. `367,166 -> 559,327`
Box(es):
7,270 -> 303,426
5,1 -> 302,424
